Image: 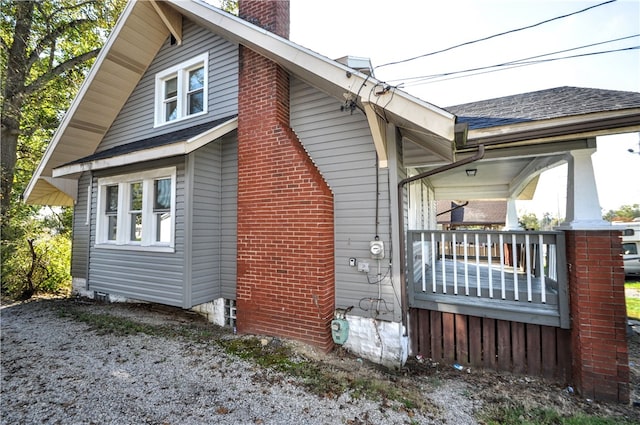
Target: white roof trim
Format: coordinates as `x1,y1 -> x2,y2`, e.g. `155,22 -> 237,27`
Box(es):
53,117 -> 237,177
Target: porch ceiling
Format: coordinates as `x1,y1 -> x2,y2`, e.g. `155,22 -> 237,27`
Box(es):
414,138 -> 598,201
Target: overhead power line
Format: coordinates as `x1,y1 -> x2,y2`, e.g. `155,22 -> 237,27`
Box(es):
401,45 -> 639,87
375,0 -> 618,70
389,34 -> 639,85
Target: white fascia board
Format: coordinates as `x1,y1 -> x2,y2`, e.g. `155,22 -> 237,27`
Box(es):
53,144 -> 185,177
467,109 -> 640,141
23,0 -> 138,204
172,1 -> 455,140
53,117 -> 237,177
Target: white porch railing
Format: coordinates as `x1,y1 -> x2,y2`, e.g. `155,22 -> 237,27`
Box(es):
407,230 -> 569,328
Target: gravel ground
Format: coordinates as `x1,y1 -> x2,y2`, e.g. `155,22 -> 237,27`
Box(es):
1,298 -> 479,425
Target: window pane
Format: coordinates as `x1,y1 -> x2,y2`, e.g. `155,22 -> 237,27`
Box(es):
188,90 -> 203,115
105,185 -> 118,213
107,215 -> 118,241
165,100 -> 177,122
164,77 -> 177,99
156,212 -> 171,243
189,67 -> 204,90
130,182 -> 143,210
130,213 -> 142,241
154,178 -> 171,210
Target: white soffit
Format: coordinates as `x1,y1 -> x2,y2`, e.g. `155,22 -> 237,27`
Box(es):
24,0 -> 170,205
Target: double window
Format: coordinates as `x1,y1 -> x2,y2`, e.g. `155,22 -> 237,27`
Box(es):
154,53 -> 208,127
96,168 -> 176,250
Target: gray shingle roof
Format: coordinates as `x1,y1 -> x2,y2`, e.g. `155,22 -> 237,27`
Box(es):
63,116 -> 236,166
446,86 -> 640,130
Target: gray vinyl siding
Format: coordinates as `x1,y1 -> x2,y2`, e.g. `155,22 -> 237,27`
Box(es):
87,159 -> 186,307
97,18 -> 238,152
290,78 -> 395,320
71,172 -> 91,279
188,141 -> 222,306
220,133 -> 238,300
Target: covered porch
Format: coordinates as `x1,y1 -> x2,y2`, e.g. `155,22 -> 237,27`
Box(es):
402,87 -> 640,402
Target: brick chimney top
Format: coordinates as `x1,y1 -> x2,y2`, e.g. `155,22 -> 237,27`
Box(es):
238,0 -> 290,39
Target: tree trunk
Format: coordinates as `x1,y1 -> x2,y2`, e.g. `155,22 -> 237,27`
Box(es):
1,0 -> 34,228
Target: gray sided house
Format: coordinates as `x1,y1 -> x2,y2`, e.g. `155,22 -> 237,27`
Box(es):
25,0 -> 640,396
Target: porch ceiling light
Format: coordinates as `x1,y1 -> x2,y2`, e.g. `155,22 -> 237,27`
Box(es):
465,169 -> 477,177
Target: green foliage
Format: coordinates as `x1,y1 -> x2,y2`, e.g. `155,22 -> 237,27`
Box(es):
604,204 -> 640,222
1,208 -> 72,299
1,0 -> 125,299
518,212 -> 540,230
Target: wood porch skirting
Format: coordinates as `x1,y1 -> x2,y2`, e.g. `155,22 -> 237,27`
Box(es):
409,308 -> 572,382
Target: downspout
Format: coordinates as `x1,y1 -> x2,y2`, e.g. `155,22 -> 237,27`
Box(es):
397,145 -> 485,335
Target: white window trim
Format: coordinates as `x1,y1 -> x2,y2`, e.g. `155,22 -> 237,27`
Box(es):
154,53 -> 208,127
95,167 -> 176,252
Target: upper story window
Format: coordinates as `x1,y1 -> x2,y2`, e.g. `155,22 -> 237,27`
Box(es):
154,53 -> 208,127
96,167 -> 176,251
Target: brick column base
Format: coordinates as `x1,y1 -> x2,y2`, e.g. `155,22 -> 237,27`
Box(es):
566,230 -> 629,403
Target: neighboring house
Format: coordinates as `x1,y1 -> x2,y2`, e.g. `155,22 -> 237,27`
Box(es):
25,0 -> 640,402
436,200 -> 507,230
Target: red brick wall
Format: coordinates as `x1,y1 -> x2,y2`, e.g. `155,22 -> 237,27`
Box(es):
235,0 -> 335,351
566,230 -> 629,403
239,0 -> 289,38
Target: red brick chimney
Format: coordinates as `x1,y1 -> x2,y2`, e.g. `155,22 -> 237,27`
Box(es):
235,0 -> 335,351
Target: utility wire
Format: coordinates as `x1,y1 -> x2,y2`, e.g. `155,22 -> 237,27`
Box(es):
403,45 -> 639,87
375,0 -> 618,70
389,34 -> 639,85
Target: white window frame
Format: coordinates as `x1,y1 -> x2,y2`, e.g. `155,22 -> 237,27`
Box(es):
154,52 -> 208,127
95,167 -> 176,252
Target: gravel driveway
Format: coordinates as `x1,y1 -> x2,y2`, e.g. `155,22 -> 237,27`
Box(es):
1,298 -> 478,425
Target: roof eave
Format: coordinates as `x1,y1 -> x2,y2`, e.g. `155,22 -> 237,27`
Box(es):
459,109 -> 640,149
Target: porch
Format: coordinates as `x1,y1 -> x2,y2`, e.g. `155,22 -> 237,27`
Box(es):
406,229 -> 572,380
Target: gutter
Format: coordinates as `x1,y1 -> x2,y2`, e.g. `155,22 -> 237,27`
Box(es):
397,145 -> 485,335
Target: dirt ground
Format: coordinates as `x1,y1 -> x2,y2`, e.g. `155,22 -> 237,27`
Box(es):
3,296 -> 639,423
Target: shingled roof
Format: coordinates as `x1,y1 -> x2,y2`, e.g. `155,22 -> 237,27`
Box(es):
447,86 -> 640,130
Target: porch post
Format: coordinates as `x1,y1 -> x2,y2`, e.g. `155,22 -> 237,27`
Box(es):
560,148 -> 608,229
559,148 -> 628,402
503,198 -> 522,231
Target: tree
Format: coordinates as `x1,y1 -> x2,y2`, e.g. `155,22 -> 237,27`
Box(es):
518,212 -> 540,231
603,204 -> 640,222
1,0 -> 124,230
1,0 -> 125,298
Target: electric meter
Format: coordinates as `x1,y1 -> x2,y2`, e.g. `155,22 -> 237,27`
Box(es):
369,240 -> 384,259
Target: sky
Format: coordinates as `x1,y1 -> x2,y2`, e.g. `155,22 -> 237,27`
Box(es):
286,0 -> 640,218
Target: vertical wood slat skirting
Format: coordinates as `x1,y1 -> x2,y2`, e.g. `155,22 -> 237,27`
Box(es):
409,308 -> 571,382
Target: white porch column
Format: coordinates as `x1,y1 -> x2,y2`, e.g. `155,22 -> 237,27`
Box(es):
503,198 -> 523,231
558,148 -> 609,229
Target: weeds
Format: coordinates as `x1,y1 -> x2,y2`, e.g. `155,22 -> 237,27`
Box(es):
478,402 -> 637,425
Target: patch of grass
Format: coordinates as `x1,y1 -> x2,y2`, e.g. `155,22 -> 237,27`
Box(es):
218,336 -> 428,411
625,281 -> 640,290
479,403 -> 636,425
626,297 -> 640,320
56,306 -> 216,341
625,280 -> 640,319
